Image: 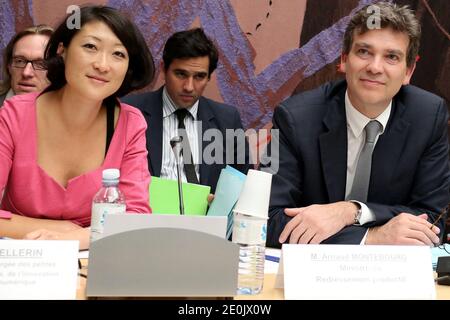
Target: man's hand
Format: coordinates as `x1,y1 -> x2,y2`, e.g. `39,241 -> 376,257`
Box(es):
279,201 -> 357,244
365,213 -> 440,245
207,194 -> 215,206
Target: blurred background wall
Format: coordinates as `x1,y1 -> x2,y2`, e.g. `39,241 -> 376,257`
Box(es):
1,0 -> 448,132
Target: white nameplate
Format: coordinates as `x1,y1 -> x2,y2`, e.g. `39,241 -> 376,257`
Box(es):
278,244 -> 435,300
0,240 -> 79,300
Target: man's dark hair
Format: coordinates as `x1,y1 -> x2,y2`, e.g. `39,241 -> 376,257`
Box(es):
343,1 -> 421,67
44,5 -> 154,102
163,28 -> 218,77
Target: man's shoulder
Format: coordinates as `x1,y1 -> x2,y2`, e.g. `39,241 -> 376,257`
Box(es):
278,80 -> 345,117
393,85 -> 447,128
198,96 -> 245,130
286,80 -> 343,103
200,96 -> 240,116
121,89 -> 162,111
0,93 -> 6,105
397,85 -> 445,111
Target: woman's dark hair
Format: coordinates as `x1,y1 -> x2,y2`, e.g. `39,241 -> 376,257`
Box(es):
44,5 -> 154,102
163,28 -> 218,77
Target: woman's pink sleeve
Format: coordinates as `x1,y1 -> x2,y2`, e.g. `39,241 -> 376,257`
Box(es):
119,109 -> 152,214
0,101 -> 17,219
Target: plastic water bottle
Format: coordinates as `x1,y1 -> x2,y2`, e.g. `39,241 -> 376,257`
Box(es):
232,213 -> 267,295
90,168 -> 126,242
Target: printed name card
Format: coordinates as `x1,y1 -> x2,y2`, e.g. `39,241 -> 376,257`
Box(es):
278,244 -> 435,300
0,240 -> 79,300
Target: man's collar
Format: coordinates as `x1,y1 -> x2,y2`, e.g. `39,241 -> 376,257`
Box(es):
345,90 -> 391,138
162,86 -> 199,119
5,88 -> 14,99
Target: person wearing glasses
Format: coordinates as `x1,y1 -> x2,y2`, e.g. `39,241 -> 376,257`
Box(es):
0,6 -> 154,249
0,25 -> 53,106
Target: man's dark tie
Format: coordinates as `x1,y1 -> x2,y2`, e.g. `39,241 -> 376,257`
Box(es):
347,120 -> 382,202
174,108 -> 199,184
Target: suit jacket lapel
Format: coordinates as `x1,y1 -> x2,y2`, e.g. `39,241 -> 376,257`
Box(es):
319,90 -> 348,202
197,97 -> 214,185
369,99 -> 410,201
144,88 -> 164,176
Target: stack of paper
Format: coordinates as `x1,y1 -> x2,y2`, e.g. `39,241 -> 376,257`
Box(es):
207,166 -> 246,239
149,177 -> 210,215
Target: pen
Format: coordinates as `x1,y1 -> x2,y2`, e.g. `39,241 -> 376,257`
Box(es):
430,205 -> 448,229
265,255 -> 280,263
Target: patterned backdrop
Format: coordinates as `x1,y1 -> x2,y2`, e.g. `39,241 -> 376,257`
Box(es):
0,0 -> 448,130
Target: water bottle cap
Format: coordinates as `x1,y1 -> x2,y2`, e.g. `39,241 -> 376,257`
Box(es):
102,168 -> 120,180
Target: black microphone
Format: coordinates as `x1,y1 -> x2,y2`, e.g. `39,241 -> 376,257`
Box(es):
437,256 -> 450,285
170,136 -> 185,215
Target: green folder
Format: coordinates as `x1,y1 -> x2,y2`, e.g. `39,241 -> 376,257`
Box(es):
149,176 -> 211,215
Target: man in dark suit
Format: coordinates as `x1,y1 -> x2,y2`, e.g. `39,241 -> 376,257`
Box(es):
123,28 -> 251,192
262,2 -> 449,246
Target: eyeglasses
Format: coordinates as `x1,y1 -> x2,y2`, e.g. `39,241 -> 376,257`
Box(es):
437,244 -> 450,254
11,56 -> 46,71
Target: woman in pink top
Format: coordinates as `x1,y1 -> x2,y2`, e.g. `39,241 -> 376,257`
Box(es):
0,6 -> 154,249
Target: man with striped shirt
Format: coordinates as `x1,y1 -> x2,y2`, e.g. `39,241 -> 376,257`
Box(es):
123,28 -> 251,192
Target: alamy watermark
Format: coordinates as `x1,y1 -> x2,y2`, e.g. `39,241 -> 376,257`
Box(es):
366,5 -> 381,30
66,5 -> 81,30
177,123 -> 279,174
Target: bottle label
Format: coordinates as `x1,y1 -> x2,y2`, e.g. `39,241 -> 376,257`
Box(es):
232,214 -> 267,245
90,203 -> 126,241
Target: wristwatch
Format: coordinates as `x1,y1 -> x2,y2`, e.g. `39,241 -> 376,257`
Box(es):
350,201 -> 362,225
